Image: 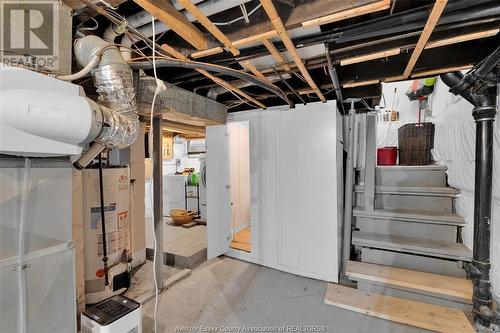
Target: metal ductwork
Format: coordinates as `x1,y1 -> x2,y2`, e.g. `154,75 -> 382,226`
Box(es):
72,35 -> 139,168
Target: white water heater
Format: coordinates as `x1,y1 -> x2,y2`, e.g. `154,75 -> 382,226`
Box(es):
82,166 -> 131,304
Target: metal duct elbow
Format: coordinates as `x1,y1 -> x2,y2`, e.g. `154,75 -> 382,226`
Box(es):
74,35 -> 139,149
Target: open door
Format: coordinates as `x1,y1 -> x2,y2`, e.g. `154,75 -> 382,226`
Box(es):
206,125 -> 232,259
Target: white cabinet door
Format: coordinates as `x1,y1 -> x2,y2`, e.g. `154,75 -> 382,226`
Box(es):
206,125 -> 232,259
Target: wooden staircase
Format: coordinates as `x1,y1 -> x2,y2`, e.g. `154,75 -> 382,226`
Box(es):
325,114 -> 475,332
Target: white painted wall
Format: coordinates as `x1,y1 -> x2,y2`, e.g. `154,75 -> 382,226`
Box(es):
216,101 -> 343,282
377,78 -> 500,297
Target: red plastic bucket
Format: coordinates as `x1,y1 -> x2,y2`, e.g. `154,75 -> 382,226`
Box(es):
377,147 -> 398,165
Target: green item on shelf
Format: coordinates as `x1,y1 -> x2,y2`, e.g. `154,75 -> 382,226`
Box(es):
190,172 -> 199,186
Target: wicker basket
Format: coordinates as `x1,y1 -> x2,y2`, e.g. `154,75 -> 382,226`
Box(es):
170,209 -> 197,225
398,122 -> 435,165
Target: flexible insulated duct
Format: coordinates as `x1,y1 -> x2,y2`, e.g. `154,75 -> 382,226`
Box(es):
74,35 -> 139,150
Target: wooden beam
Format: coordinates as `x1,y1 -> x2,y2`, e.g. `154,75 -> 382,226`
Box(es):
177,0 -> 239,56
340,48 -> 401,66
198,69 -> 267,109
162,121 -> 206,136
302,0 -> 391,28
343,79 -> 380,88
262,39 -> 286,63
241,61 -> 271,82
260,0 -> 325,102
134,0 -> 208,50
411,64 -> 473,78
232,30 -> 279,47
425,28 -> 500,49
191,47 -> 224,59
402,0 -> 448,79
161,44 -> 266,109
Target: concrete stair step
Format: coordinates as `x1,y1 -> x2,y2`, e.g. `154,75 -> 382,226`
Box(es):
346,261 -> 472,304
357,164 -> 447,187
354,185 -> 459,197
353,208 -> 465,226
352,231 -> 472,262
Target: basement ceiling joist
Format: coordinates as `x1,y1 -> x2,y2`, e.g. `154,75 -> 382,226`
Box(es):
260,0 -> 326,102
134,0 -> 208,50
402,0 -> 448,79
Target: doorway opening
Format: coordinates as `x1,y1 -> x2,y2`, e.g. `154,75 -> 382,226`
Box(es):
228,121 -> 251,252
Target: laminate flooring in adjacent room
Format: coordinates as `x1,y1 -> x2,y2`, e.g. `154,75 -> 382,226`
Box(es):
231,227 -> 251,252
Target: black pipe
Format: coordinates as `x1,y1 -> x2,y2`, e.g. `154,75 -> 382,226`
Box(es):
272,67 -> 302,106
325,45 -> 345,113
471,104 -> 496,326
97,153 -> 109,286
441,66 -> 499,326
129,59 -> 289,103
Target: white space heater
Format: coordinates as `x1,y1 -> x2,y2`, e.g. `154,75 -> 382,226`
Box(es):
81,295 -> 142,333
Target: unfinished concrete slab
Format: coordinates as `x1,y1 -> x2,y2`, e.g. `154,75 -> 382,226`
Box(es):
146,217 -> 207,268
142,256 -> 434,333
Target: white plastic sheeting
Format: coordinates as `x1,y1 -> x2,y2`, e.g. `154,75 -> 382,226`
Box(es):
378,78 -> 500,297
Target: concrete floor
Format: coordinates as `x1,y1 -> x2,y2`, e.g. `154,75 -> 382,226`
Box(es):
145,217 -> 207,268
142,257 -> 428,333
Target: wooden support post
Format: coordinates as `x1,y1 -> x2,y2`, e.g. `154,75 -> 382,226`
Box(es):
364,113 -> 376,211
152,117 -> 164,289
402,0 -> 448,79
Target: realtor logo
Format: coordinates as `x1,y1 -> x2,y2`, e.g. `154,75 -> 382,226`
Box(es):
1,0 -> 59,70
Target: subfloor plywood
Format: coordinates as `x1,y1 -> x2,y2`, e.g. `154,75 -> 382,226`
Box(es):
324,283 -> 474,333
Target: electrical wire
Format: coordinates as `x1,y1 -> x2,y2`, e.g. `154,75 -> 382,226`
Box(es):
148,14 -> 166,333
213,3 -> 262,26
77,17 -> 99,32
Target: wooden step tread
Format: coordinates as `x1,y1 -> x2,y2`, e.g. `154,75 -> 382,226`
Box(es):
230,240 -> 251,252
353,208 -> 465,226
346,261 -> 472,304
324,284 -> 474,333
352,231 -> 472,261
354,185 -> 459,197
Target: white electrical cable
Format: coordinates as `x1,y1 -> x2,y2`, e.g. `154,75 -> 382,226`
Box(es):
17,157 -> 31,333
149,14 -> 166,333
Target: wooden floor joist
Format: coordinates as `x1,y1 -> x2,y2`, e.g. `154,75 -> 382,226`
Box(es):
160,44 -> 266,109
402,0 -> 448,78
134,0 -> 208,50
191,47 -> 224,59
324,284 -> 475,333
177,0 -> 240,56
340,48 -> 401,66
232,30 -> 279,48
411,64 -> 473,78
425,28 -> 500,49
260,0 -> 325,102
302,0 -> 391,28
241,61 -> 270,82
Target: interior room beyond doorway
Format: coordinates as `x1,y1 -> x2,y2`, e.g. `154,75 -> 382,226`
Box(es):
228,121 -> 251,253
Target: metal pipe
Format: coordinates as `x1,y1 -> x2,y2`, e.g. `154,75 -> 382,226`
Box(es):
152,117 -> 164,290
471,104 -> 497,326
272,67 -> 303,106
129,60 -> 289,103
97,153 -> 110,286
325,45 -> 345,113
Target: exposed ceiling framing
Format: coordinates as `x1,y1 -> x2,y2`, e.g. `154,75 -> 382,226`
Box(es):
73,0 -> 500,112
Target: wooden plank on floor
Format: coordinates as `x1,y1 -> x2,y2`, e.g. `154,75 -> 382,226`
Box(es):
346,261 -> 472,303
324,284 -> 475,333
233,227 -> 251,244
